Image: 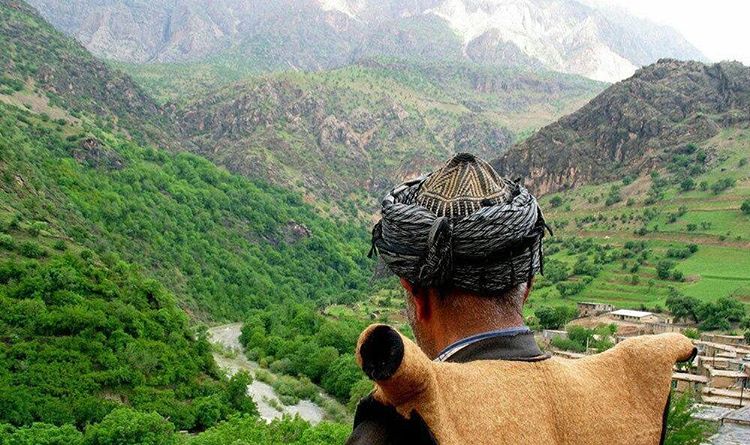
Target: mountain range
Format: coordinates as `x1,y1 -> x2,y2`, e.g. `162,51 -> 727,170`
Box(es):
26,0 -> 704,82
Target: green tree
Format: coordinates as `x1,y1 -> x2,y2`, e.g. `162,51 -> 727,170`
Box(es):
535,306 -> 577,330
321,354 -> 363,400
225,372 -> 258,416
697,297 -> 746,331
664,393 -> 715,445
666,294 -> 701,323
741,200 -> 750,215
0,423 -> 83,445
83,408 -> 176,445
656,260 -> 675,280
543,258 -> 570,284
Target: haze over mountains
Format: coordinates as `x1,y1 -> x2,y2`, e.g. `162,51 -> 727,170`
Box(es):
27,0 -> 704,82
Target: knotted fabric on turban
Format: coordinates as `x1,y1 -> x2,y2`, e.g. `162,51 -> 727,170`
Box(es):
370,174 -> 548,294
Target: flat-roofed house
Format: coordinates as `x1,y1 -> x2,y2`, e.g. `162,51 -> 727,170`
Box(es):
609,309 -> 659,324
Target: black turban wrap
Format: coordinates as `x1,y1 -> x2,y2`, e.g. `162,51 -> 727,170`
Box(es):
369,174 -> 549,294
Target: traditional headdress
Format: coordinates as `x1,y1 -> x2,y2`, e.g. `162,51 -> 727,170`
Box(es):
370,153 -> 549,294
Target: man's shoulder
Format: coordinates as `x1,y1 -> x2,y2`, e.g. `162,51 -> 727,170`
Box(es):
346,395 -> 437,445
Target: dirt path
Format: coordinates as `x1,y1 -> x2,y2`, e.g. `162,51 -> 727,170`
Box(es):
207,323 -> 324,424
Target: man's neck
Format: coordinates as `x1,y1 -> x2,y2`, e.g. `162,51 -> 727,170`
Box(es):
432,317 -> 526,359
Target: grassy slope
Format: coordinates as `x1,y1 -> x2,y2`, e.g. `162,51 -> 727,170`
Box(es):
530,127 -> 750,312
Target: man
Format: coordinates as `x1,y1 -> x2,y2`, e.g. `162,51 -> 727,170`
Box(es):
348,153 -> 550,444
347,153 -> 692,445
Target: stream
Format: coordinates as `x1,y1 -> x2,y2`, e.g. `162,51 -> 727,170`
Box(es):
207,323 -> 325,424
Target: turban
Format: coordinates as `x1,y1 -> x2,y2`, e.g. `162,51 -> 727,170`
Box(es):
370,153 -> 549,294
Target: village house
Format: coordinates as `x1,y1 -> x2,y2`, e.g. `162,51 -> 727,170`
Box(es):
608,309 -> 660,324
576,302 -> 615,317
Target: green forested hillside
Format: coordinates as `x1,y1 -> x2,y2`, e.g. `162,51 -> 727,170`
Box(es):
0,1 -> 380,441
525,127 -> 750,330
0,0 -> 179,149
0,230 -> 257,431
0,96 -> 372,442
0,102 -> 373,320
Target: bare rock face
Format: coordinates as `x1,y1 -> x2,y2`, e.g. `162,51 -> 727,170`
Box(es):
282,221 -> 312,244
492,60 -> 750,195
69,138 -> 125,170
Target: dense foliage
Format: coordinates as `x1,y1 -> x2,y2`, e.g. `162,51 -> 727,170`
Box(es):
0,98 -> 375,440
0,103 -> 374,319
0,412 -> 349,445
664,393 -> 716,445
239,304 -> 371,406
0,231 -> 257,431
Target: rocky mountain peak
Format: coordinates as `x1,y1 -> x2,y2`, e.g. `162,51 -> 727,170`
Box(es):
492,59 -> 750,195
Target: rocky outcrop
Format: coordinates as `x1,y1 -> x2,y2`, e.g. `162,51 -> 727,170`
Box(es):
69,138 -> 125,170
492,60 -> 750,195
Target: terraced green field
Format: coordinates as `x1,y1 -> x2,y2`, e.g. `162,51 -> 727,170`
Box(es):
528,128 -> 750,312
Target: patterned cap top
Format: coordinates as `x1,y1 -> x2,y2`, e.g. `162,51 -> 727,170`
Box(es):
415,153 -> 511,218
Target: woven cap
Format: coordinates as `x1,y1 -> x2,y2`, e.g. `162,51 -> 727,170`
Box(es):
415,153 -> 511,218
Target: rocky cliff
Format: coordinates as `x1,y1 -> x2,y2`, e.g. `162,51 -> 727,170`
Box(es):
492,59 -> 750,195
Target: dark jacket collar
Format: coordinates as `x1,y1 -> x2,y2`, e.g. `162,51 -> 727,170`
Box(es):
444,330 -> 549,363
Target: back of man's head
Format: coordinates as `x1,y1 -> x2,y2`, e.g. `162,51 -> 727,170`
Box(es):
370,153 -> 548,354
371,152 -> 547,295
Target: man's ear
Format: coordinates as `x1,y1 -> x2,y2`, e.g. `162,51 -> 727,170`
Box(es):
523,277 -> 534,304
400,278 -> 431,322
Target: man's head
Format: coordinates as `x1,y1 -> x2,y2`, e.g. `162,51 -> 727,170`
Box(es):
370,153 -> 547,357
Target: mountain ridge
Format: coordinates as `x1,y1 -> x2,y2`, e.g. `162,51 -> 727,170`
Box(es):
172,59 -> 604,207
492,58 -> 750,195
26,0 -> 704,82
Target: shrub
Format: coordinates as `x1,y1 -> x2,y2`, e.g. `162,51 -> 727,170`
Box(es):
0,233 -> 15,250
0,423 -> 83,445
28,221 -> 46,237
82,408 -> 176,445
679,178 -> 695,192
550,336 -> 586,353
656,260 -> 675,280
741,200 -> 750,215
535,306 -> 577,330
710,177 -> 736,194
18,241 -> 47,258
550,196 -> 563,207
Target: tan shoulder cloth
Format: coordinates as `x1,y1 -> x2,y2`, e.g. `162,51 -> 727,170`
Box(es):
356,324 -> 696,445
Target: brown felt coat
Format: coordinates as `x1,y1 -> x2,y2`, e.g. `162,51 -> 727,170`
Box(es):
355,324 -> 696,445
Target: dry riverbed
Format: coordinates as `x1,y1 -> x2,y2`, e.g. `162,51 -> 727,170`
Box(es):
207,323 -> 326,424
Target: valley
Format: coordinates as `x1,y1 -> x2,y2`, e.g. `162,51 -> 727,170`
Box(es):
0,0 -> 748,444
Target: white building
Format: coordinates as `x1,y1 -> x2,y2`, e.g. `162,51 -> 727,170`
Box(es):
609,309 -> 659,324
